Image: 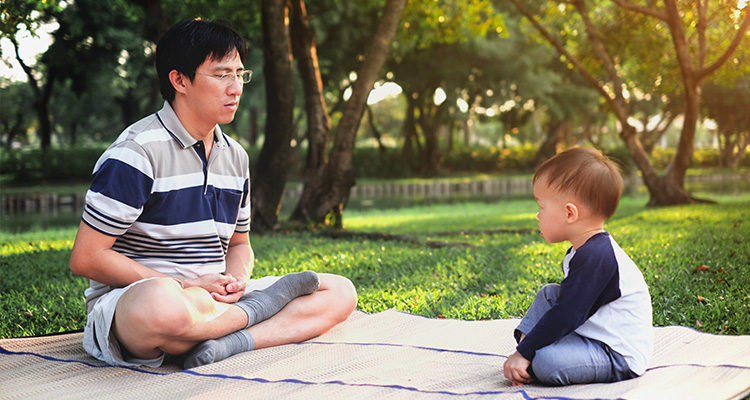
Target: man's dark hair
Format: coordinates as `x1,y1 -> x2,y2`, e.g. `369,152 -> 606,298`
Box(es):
156,19 -> 248,102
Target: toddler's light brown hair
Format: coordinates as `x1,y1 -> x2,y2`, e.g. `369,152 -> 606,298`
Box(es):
533,147 -> 623,220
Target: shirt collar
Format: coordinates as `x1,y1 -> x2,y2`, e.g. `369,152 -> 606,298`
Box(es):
155,101 -> 229,150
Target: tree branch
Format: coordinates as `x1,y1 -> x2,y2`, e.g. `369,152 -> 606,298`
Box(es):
506,0 -> 610,103
697,6 -> 750,80
11,37 -> 40,98
610,0 -> 668,20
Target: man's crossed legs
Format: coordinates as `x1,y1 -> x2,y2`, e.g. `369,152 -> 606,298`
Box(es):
111,272 -> 357,368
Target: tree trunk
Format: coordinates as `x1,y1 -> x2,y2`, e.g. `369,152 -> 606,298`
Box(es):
252,0 -> 296,233
287,0 -> 332,225
12,38 -> 55,150
290,0 -> 406,227
35,88 -> 53,150
365,104 -> 386,154
418,99 -> 445,176
401,95 -> 420,173
290,0 -> 331,174
129,0 -> 169,42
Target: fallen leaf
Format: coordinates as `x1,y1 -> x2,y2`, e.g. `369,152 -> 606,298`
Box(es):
694,265 -> 710,272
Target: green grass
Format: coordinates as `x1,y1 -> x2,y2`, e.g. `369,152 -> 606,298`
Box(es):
1,194 -> 749,338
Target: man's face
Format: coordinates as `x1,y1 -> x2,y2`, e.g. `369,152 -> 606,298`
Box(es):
184,51 -> 245,130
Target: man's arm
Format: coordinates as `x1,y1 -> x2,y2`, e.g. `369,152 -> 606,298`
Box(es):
70,221 -> 238,294
70,221 -> 166,286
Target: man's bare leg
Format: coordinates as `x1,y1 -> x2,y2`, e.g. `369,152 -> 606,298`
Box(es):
112,278 -> 246,359
183,273 -> 357,367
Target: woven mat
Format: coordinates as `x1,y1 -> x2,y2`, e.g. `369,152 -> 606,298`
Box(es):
2,309 -> 749,400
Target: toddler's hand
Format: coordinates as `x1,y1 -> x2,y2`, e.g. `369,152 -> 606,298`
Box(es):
503,351 -> 532,386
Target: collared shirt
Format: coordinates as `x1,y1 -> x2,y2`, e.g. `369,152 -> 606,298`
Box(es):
82,101 -> 250,303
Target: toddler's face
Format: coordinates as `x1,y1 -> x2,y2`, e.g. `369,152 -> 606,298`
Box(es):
533,178 -> 569,244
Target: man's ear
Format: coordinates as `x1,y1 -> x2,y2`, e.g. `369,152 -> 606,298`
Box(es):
564,202 -> 579,224
169,70 -> 188,95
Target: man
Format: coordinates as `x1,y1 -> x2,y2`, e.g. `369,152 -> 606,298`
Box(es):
70,18 -> 357,369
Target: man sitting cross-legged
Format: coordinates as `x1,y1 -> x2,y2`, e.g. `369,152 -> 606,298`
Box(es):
70,18 -> 357,369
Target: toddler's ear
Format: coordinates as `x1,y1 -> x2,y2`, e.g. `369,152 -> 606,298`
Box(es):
564,202 -> 579,223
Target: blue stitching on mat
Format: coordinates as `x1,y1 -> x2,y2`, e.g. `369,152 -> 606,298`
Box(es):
300,341 -> 507,358
3,342 -> 748,399
0,346 -> 168,375
176,370 -> 581,399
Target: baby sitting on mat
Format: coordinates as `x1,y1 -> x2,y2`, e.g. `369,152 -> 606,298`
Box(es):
503,147 -> 653,386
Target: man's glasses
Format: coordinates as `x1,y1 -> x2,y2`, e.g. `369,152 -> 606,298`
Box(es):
195,70 -> 253,85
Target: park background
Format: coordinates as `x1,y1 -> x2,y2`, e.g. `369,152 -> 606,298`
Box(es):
0,0 -> 748,339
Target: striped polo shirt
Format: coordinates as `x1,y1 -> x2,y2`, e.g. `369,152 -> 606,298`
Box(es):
82,101 -> 250,304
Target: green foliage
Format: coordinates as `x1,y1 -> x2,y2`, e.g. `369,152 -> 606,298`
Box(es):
0,81 -> 34,145
0,146 -> 107,182
2,194 -> 749,337
650,147 -> 750,169
702,78 -> 750,146
351,143 -> 538,179
397,0 -> 505,53
2,144 -> 746,184
0,0 -> 63,39
441,143 -> 538,173
351,147 -> 404,178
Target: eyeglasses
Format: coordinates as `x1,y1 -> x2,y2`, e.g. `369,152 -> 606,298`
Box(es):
194,70 -> 253,85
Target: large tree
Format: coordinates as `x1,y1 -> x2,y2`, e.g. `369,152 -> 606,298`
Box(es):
1,0 -> 161,148
249,0 -> 406,231
251,0 -> 298,232
507,0 -> 750,205
1,0 -> 61,150
288,0 -> 407,228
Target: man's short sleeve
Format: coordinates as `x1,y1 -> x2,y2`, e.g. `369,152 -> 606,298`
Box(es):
82,142 -> 154,236
235,174 -> 250,233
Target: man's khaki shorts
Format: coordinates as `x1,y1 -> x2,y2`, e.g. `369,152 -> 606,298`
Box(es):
82,275 -> 281,367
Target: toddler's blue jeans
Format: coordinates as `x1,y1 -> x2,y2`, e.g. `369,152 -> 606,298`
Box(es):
515,284 -> 637,386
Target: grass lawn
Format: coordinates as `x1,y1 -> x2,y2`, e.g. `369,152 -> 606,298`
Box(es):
1,193 -> 748,338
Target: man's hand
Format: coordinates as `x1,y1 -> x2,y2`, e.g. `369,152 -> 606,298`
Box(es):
503,351 -> 532,386
211,273 -> 247,303
181,274 -> 236,298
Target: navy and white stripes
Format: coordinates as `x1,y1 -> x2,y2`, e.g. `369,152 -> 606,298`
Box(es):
82,101 -> 250,304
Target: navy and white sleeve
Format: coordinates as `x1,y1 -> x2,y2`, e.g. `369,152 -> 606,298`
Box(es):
82,142 -> 154,236
516,234 -> 621,361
